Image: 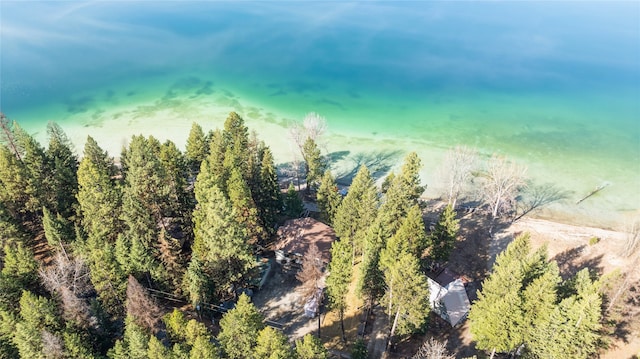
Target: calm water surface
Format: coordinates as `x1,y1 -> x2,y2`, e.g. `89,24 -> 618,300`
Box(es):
1,1 -> 639,222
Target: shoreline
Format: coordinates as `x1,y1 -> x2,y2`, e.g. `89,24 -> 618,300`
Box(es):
12,84 -> 638,233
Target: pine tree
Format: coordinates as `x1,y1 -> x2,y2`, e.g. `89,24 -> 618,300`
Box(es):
183,257 -> 212,306
357,221 -> 386,305
189,335 -> 220,359
42,206 -> 73,249
295,334 -> 328,359
218,293 -> 264,359
302,137 -> 325,192
255,148 -> 281,234
2,243 -> 38,286
147,335 -> 172,359
283,183 -> 304,218
377,152 -> 424,239
76,136 -> 121,242
108,316 -> 149,359
0,145 -> 30,233
13,291 -> 60,359
227,167 -> 265,243
185,122 -> 208,175
254,327 -> 294,359
469,236 -> 528,356
197,130 -> 226,195
0,114 -> 22,159
62,330 -> 97,359
521,262 -> 561,350
13,123 -> 52,216
158,228 -> 185,292
45,122 -> 78,219
191,185 -> 252,299
159,139 -> 192,218
87,238 -> 126,317
316,170 -> 341,225
384,251 -> 430,340
120,135 -> 168,280
333,165 -> 378,261
163,308 -> 188,343
389,205 -> 429,261
526,269 -> 602,359
222,112 -> 250,180
429,204 -> 459,262
326,239 -> 353,342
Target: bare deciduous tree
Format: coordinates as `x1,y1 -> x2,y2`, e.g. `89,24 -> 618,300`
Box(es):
481,155 -> 527,218
439,146 -> 477,209
40,253 -> 94,328
126,275 -> 162,332
412,337 -> 455,359
289,112 -> 327,150
289,113 -> 328,189
620,218 -> 640,258
40,252 -> 92,296
296,244 -> 324,303
41,329 -> 64,359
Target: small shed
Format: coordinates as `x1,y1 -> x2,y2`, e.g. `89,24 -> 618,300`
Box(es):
274,217 -> 336,266
428,277 -> 471,327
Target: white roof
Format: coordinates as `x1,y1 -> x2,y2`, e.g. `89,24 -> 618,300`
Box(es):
442,279 -> 471,326
427,278 -> 471,326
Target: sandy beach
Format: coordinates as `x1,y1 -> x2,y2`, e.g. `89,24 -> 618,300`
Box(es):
23,87 -> 635,234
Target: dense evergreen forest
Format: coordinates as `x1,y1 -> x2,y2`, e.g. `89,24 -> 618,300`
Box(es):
0,112 -> 606,358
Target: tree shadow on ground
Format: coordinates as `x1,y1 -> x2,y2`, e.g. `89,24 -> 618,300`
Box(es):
325,150 -> 350,164
331,150 -> 403,186
513,182 -> 572,222
552,245 -> 604,280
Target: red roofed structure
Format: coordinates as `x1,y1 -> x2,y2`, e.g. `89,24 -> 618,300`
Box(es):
274,217 -> 336,265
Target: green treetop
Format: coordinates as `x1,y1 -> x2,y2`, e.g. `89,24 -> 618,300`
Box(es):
185,122 -> 209,175
218,293 -> 264,359
333,165 -> 378,261
302,137 -> 326,192
316,170 -> 341,225
255,148 -> 281,234
326,238 -> 353,342
283,183 -> 304,218
45,122 -> 78,219
429,204 -> 459,262
384,250 -> 430,339
377,152 -> 425,240
191,184 -> 252,300
77,136 -> 121,242
295,334 -> 328,359
254,327 -> 294,359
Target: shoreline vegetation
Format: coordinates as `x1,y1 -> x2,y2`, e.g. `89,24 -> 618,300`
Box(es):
1,110 -> 638,358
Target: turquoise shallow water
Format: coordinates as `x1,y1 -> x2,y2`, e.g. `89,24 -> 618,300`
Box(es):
1,1 -> 639,225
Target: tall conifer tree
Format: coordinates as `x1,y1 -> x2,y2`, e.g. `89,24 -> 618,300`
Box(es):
316,171 -> 341,225
217,293 -> 264,359
429,204 -> 459,262
326,239 -> 353,342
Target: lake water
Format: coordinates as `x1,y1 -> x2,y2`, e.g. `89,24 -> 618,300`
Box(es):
1,1 -> 638,227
